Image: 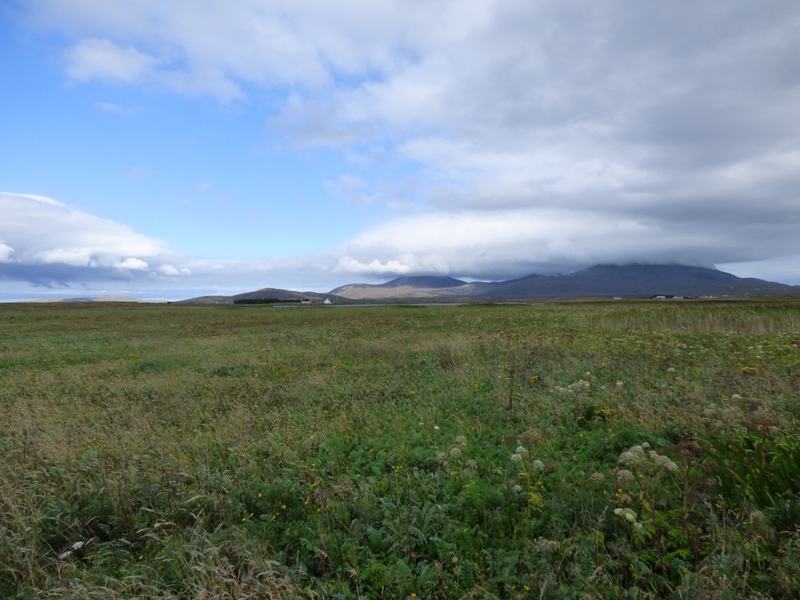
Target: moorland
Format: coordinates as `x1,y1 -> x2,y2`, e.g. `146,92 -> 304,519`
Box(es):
2,299 -> 800,599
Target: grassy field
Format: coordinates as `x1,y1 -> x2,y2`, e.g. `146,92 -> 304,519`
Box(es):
2,300 -> 800,599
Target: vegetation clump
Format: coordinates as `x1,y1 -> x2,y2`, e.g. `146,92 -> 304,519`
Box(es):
1,299 -> 799,598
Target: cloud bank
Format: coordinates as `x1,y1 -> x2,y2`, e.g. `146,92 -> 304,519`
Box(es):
2,191 -> 799,303
7,1 -> 800,294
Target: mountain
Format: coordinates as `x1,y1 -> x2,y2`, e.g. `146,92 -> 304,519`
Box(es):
329,264 -> 800,300
28,296 -> 166,303
377,275 -> 467,288
175,264 -> 800,304
175,287 -> 343,305
330,275 -> 476,300
479,264 -> 797,299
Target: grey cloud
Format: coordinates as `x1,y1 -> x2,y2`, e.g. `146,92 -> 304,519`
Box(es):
0,262 -> 141,288
0,193 -> 341,297
0,193 -> 177,286
16,1 -> 800,287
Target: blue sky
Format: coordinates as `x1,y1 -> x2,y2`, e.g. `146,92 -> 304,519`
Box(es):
2,1 -> 800,300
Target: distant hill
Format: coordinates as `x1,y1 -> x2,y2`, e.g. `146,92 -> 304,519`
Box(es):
175,264 -> 800,304
330,275 -> 474,300
330,264 -> 800,300
176,287 -> 343,305
27,296 -> 166,303
478,264 -> 798,299
378,275 -> 467,289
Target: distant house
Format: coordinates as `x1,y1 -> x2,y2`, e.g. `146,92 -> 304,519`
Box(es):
323,298 -> 332,305
300,298 -> 311,304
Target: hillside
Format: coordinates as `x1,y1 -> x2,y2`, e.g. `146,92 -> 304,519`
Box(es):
176,264 -> 800,303
330,264 -> 800,300
176,287 -> 342,305
479,264 -> 798,299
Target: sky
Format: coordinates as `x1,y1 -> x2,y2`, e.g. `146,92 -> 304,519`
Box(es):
2,1 -> 800,301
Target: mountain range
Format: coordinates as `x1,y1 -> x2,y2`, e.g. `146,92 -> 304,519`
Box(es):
177,264 -> 800,304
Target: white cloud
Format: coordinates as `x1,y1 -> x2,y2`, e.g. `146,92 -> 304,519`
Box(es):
93,101 -> 140,116
0,242 -> 13,262
66,38 -> 157,82
324,174 -> 380,205
334,256 -> 415,276
158,264 -> 192,276
113,258 -> 149,270
3,192 -> 799,303
12,2 -> 800,289
0,192 -> 169,275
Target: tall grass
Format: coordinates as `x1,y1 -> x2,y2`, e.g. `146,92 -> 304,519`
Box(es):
1,300 -> 800,598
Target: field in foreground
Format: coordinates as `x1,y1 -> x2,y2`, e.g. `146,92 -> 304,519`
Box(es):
2,300 -> 800,599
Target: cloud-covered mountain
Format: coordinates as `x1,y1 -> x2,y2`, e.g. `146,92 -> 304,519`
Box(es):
6,1 -> 800,299
330,265 -> 800,300
176,288 -> 341,305
3,192 -> 800,302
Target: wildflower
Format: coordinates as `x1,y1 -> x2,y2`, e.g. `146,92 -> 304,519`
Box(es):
614,507 -> 637,523
667,367 -> 675,373
449,447 -> 462,458
496,506 -> 502,511
653,454 -> 678,472
57,541 -> 88,561
513,484 -> 523,493
615,469 -> 634,484
534,538 -> 560,553
532,459 -> 545,471
455,435 -> 467,446
568,379 -> 591,391
529,375 -> 540,382
619,493 -> 632,505
515,445 -> 529,457
465,459 -> 477,469
731,394 -> 742,400
433,425 -> 440,430
510,453 -> 523,462
589,472 -> 605,483
619,445 -> 647,467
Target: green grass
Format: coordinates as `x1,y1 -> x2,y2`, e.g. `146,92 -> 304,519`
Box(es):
1,300 -> 800,599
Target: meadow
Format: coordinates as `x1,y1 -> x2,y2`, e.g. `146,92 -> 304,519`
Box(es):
1,299 -> 800,599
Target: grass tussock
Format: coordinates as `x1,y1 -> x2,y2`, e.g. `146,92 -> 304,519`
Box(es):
1,300 -> 800,598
